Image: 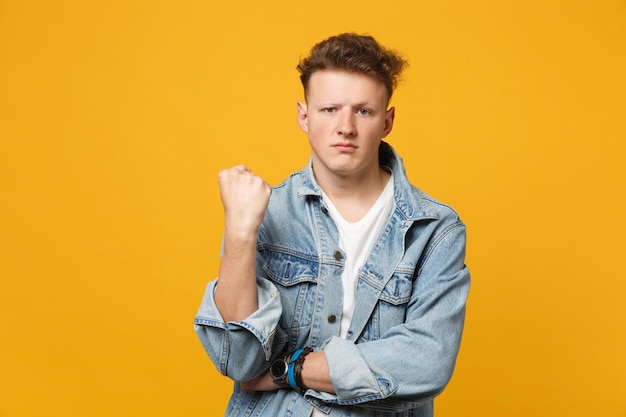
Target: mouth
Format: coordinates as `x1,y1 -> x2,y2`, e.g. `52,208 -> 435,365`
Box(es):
332,142 -> 358,151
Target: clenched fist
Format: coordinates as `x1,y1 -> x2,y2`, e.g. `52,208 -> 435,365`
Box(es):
218,165 -> 272,237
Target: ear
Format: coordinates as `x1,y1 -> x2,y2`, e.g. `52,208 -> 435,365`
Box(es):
382,107 -> 395,138
297,101 -> 308,134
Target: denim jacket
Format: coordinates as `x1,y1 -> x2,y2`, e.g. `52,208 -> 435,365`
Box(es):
194,142 -> 470,416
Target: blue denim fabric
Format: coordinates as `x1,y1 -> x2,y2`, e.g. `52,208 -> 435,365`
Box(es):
194,142 -> 470,416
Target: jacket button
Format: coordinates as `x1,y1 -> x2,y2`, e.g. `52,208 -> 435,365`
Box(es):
321,206 -> 328,214
334,251 -> 342,260
328,315 -> 336,323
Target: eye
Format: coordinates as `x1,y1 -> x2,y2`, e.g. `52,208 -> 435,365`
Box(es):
357,109 -> 371,116
323,108 -> 337,114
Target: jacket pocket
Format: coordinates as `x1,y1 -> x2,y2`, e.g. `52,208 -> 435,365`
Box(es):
357,268 -> 415,342
378,268 -> 414,306
262,250 -> 318,331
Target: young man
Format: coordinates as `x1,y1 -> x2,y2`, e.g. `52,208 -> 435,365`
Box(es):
195,33 -> 470,416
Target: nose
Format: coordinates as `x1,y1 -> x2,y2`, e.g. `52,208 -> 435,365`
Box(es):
337,111 -> 357,137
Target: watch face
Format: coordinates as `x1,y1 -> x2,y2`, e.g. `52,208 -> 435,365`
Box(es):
270,358 -> 288,379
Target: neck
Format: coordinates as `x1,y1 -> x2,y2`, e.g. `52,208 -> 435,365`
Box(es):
315,166 -> 391,222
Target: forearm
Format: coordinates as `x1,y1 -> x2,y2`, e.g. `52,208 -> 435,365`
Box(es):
240,350 -> 335,394
300,351 -> 335,393
214,228 -> 259,322
213,165 -> 272,322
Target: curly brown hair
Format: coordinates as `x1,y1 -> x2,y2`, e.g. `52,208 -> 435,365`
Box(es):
297,33 -> 408,101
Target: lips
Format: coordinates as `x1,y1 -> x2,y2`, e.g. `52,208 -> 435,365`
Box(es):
332,143 -> 357,151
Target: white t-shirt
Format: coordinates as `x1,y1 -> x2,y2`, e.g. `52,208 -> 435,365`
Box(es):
320,172 -> 395,339
311,173 -> 395,417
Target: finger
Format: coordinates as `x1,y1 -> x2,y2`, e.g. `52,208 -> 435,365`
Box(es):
231,164 -> 251,172
218,165 -> 253,183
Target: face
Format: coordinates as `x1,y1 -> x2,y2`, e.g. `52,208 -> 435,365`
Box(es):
297,70 -> 395,182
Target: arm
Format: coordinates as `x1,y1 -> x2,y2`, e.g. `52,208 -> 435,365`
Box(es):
240,350 -> 334,393
194,165 -> 283,382
214,165 -> 272,322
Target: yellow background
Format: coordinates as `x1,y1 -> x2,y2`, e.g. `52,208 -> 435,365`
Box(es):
1,1 -> 625,416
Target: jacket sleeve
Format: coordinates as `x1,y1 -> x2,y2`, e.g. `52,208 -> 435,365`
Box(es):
305,221 -> 470,412
193,276 -> 285,382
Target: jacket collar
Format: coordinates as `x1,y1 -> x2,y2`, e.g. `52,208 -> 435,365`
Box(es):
297,142 -> 439,222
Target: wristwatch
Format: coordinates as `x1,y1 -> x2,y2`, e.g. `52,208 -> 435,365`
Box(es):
270,348 -> 313,391
269,352 -> 291,388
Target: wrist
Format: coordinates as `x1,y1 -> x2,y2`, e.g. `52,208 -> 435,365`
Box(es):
223,225 -> 259,244
293,347 -> 313,393
299,350 -> 335,394
269,347 -> 313,393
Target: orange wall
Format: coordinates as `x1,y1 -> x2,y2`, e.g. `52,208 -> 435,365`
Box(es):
1,1 -> 625,416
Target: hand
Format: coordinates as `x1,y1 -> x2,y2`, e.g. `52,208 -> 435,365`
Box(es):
239,371 -> 280,392
218,165 -> 272,236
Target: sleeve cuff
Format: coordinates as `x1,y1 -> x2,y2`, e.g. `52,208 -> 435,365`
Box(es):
194,277 -> 283,366
304,336 -> 397,406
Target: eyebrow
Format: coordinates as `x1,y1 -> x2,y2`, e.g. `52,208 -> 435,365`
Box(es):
318,101 -> 381,109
